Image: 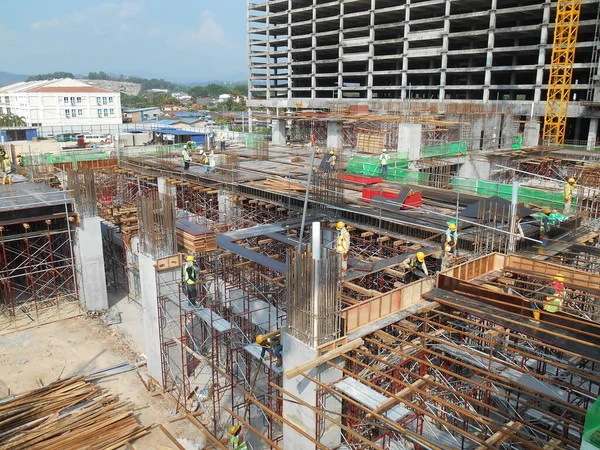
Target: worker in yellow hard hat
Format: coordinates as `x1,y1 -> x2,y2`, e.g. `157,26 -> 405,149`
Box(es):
563,177 -> 576,215
256,333 -> 283,367
326,150 -> 337,172
229,425 -> 247,450
529,273 -> 566,322
335,221 -> 350,275
401,251 -> 429,280
16,153 -> 23,167
182,255 -> 198,306
441,222 -> 458,269
2,155 -> 12,185
538,208 -> 552,244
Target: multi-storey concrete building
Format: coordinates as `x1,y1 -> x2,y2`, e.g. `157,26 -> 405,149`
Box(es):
247,0 -> 600,144
0,78 -> 123,127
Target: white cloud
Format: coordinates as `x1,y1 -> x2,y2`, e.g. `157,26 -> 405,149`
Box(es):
118,1 -> 144,20
177,11 -> 232,48
31,17 -> 61,30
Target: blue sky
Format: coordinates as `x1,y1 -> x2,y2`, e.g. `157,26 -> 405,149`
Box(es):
0,0 -> 248,82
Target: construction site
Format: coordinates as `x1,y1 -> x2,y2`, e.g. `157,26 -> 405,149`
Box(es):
1,1 -> 600,450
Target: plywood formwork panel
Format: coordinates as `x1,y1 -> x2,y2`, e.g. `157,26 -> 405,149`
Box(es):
440,253 -> 506,281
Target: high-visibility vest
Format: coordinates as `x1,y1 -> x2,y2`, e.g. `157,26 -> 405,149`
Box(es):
183,262 -> 196,285
380,154 -> 390,166
543,296 -> 562,313
336,229 -> 350,254
231,435 -> 247,450
2,159 -> 11,173
564,183 -> 574,201
182,149 -> 191,161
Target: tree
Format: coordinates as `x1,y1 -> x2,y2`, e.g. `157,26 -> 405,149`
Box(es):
26,72 -> 75,81
0,114 -> 26,127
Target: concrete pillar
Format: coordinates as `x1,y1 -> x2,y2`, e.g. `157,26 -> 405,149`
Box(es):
126,236 -> 140,296
401,2 -> 410,100
483,0 -> 497,102
75,216 -> 108,311
439,0 -> 451,101
326,121 -> 343,150
139,252 -> 162,383
588,118 -> 598,150
282,335 -> 342,450
272,119 -> 287,146
535,1 -> 551,103
157,176 -> 176,197
523,122 -> 541,147
218,188 -> 234,223
398,123 -> 422,161
248,108 -> 253,133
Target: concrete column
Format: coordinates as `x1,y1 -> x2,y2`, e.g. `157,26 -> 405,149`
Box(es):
157,176 -> 176,197
75,216 -> 108,311
126,236 -> 140,296
266,2 -> 271,101
326,121 -> 343,150
535,0 -> 551,103
588,118 -> 598,150
282,335 -> 342,449
398,123 -> 422,160
311,1 -> 317,100
401,2 -> 410,100
288,0 -> 293,100
367,0 -> 375,100
338,3 -> 344,100
248,108 -> 253,133
139,252 -> 162,383
523,122 -> 541,147
219,188 -> 234,223
272,119 -> 287,146
439,0 -> 451,101
483,0 -> 497,103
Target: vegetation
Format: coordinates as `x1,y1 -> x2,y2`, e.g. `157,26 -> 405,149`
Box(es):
26,72 -> 75,81
188,83 -> 247,99
0,114 -> 26,127
121,94 -> 181,109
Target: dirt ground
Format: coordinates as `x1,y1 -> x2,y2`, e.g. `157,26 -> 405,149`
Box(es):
0,314 -> 206,450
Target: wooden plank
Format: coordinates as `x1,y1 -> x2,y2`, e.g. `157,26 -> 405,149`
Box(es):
370,375 -> 431,416
475,421 -> 522,449
285,338 -> 364,379
159,424 -> 186,450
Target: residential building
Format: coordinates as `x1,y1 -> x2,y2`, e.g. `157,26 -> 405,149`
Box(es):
0,78 -> 123,127
123,107 -> 161,123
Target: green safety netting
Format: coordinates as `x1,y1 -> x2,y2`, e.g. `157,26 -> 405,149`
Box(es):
584,397 -> 600,448
421,141 -> 468,158
347,153 -> 409,177
388,169 -> 429,184
450,177 -> 566,209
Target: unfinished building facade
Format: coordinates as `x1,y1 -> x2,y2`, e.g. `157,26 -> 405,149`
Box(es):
247,0 -> 600,144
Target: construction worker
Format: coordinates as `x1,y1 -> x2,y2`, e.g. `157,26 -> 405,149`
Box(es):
538,208 -> 551,244
443,222 -> 458,256
326,150 -> 337,173
16,153 -> 23,167
530,274 -> 566,321
379,149 -> 391,180
336,221 -> 350,275
182,255 -> 198,306
2,155 -> 12,185
208,149 -> 216,173
229,425 -> 247,450
182,145 -> 192,170
219,132 -> 226,151
256,333 -> 283,367
201,150 -> 210,173
401,251 -> 429,278
564,177 -> 576,215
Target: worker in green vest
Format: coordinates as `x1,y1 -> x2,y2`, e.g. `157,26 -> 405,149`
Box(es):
529,274 -> 565,322
182,255 -> 198,306
2,155 -> 13,185
229,425 -> 247,450
564,177 -> 576,215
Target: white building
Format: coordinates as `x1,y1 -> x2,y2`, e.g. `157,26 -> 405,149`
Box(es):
0,78 -> 123,127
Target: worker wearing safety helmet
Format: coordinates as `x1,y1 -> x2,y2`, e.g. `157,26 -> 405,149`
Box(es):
530,274 -> 566,322
2,155 -> 12,185
401,251 -> 429,277
229,425 -> 247,450
538,208 -> 551,242
444,222 -> 458,255
182,255 -> 198,306
256,333 -> 283,367
335,221 -> 350,275
182,145 -> 192,171
326,150 -> 337,172
379,149 -> 391,180
16,153 -> 23,167
564,178 -> 576,215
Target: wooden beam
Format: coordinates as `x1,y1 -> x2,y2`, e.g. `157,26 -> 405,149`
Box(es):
342,281 -> 380,297
370,375 -> 431,416
475,421 -> 522,449
285,338 -> 364,379
159,424 -> 186,450
185,414 -> 228,450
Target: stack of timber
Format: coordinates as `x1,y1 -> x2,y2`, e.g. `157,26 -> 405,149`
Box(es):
100,204 -> 139,234
0,376 -> 149,450
250,176 -> 306,194
356,133 -> 385,155
176,218 -> 217,253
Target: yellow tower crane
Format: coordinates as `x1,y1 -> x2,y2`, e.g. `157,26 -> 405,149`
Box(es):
542,0 -> 582,145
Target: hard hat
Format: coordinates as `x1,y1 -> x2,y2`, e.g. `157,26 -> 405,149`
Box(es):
329,150 -> 334,155
16,153 -> 21,157
383,149 -> 387,153
568,177 -> 575,184
3,155 -> 8,159
256,334 -> 264,345
229,425 -> 240,435
336,221 -> 345,231
553,274 -> 565,282
448,223 -> 457,231
416,252 -> 425,263
543,208 -> 551,215
186,255 -> 195,262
